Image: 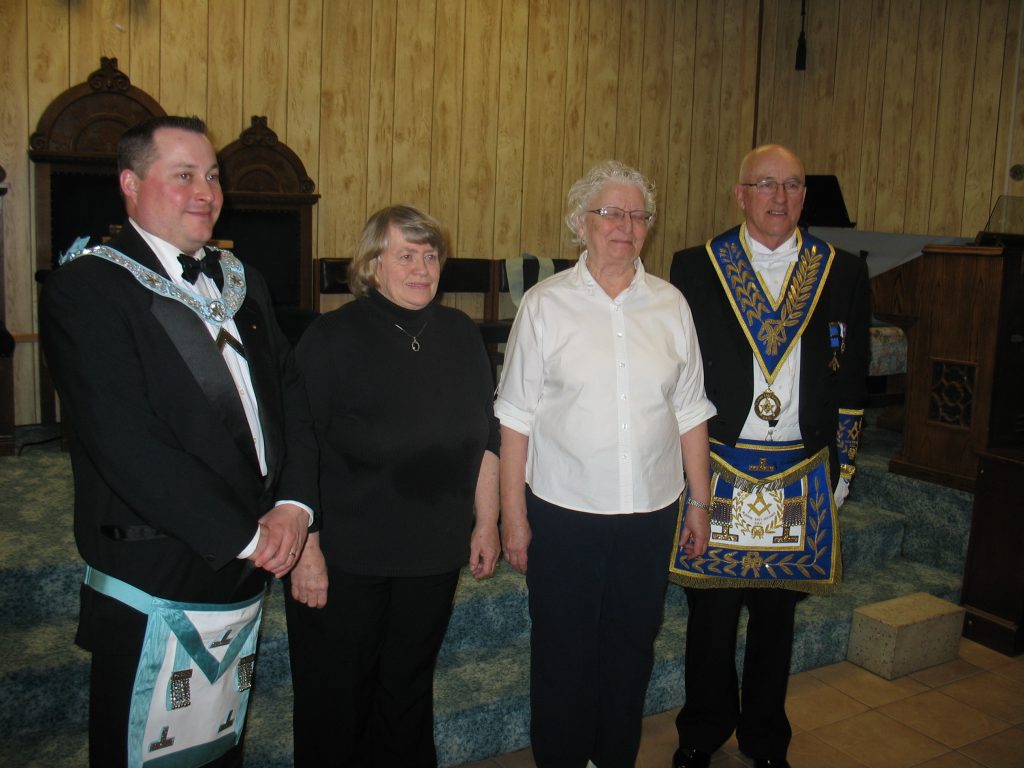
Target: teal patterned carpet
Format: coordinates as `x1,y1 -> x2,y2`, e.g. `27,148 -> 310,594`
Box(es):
0,417 -> 972,767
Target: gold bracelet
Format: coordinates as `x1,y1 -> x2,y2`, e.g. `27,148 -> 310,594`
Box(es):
686,498 -> 710,512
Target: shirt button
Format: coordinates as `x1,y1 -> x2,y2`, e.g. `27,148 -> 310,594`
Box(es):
618,362 -> 625,368
617,332 -> 623,337
622,423 -> 628,430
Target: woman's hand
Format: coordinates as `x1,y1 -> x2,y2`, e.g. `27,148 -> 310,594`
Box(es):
678,506 -> 710,559
501,512 -> 532,574
469,522 -> 500,579
289,532 -> 329,608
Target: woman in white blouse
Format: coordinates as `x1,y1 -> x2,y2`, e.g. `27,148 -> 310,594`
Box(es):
495,160 -> 716,768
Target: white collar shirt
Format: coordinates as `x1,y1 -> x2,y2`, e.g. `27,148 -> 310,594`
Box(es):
495,252 -> 716,514
740,230 -> 802,442
130,220 -> 267,475
128,222 -> 312,556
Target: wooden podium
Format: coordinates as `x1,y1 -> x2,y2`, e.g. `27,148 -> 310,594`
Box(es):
870,243 -> 1024,490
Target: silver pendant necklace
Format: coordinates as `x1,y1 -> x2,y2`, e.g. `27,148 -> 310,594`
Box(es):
393,321 -> 428,351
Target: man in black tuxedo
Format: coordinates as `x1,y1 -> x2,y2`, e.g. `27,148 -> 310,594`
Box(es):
40,116 -> 317,767
669,145 -> 869,768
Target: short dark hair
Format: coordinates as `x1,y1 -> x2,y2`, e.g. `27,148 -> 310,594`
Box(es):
117,116 -> 209,176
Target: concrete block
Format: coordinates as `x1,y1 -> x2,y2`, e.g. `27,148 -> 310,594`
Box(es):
847,592 -> 964,679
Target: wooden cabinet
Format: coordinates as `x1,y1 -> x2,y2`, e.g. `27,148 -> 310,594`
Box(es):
961,449 -> 1024,655
871,245 -> 1024,490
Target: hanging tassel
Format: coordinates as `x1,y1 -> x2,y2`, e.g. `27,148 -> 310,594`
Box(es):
796,0 -> 807,70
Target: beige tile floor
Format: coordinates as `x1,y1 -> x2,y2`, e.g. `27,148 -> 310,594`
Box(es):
456,639 -> 1024,768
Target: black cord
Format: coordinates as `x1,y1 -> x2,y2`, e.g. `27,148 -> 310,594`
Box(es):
796,0 -> 807,70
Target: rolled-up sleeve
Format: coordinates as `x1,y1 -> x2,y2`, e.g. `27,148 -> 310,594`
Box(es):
673,295 -> 717,434
494,296 -> 544,436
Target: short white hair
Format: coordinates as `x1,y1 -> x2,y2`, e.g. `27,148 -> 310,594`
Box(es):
564,160 -> 656,246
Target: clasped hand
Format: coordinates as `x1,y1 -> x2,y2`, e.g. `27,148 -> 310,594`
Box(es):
249,503 -> 309,578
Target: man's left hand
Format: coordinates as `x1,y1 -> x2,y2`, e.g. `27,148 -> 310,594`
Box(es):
250,503 -> 309,578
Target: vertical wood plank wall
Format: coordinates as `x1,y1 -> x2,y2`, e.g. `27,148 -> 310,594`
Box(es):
1,0 -> 1022,425
758,0 -> 1024,235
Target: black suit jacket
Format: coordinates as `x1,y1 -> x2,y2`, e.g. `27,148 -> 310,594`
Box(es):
670,226 -> 870,490
40,222 -> 317,653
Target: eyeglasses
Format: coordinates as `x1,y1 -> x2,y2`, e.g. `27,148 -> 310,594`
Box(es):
739,178 -> 805,195
587,207 -> 654,225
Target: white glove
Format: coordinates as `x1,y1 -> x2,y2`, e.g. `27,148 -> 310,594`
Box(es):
833,477 -> 850,509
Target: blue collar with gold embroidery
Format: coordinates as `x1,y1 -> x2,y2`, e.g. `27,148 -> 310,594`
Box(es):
706,224 -> 834,383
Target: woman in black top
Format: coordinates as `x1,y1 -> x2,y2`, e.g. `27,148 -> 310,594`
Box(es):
285,205 -> 500,767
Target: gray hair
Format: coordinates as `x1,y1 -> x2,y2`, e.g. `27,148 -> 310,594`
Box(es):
564,160 -> 656,246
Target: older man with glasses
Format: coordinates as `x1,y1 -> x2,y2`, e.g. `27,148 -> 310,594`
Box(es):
667,144 -> 870,768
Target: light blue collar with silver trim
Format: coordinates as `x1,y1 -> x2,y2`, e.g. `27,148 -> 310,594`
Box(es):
62,244 -> 246,325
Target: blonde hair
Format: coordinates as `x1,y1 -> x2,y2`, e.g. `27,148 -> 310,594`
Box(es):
348,205 -> 450,298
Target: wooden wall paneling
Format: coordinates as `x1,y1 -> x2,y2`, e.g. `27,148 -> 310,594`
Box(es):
287,0 -> 324,171
873,0 -> 919,233
2,1 -> 38,424
430,0 -> 465,237
714,0 -> 758,237
432,0 -> 474,317
962,0 -> 1011,235
207,0 -> 246,146
70,0 -> 129,85
637,0 -> 676,278
686,0 -> 724,246
521,0 -> 570,261
557,0 -> 589,261
493,0 -> 529,261
614,1 -> 644,168
317,0 -> 372,309
582,0 -> 622,173
458,0 -> 501,260
986,1 -> 1022,211
799,0 -> 840,174
160,0 -> 209,117
928,0 -> 980,236
852,0 -> 890,234
760,1 -> 801,149
128,0 -> 161,98
366,0 -> 397,213
990,0 -> 1024,207
665,0 -> 696,252
903,0 -> 945,234
27,1 -> 70,123
244,0 -> 289,131
755,0 -> 779,146
825,0 -> 875,226
392,0 -> 436,207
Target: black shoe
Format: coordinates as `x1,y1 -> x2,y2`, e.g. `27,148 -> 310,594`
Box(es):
672,746 -> 711,768
753,759 -> 791,768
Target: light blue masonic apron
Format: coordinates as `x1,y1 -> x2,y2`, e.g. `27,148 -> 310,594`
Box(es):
85,567 -> 264,767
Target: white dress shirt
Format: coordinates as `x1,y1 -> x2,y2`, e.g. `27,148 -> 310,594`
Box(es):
739,231 -> 802,443
739,230 -> 849,505
130,220 -> 311,555
495,253 -> 716,515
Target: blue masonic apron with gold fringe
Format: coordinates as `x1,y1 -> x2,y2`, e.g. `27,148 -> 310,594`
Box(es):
670,225 -> 842,594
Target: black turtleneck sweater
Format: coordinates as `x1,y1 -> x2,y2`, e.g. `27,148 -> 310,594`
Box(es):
295,290 -> 500,576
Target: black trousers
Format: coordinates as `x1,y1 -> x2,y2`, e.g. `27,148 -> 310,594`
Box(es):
675,586 -> 800,760
88,651 -> 244,768
284,567 -> 461,768
525,490 -> 677,768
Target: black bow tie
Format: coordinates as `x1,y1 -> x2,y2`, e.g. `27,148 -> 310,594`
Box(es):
178,251 -> 222,284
